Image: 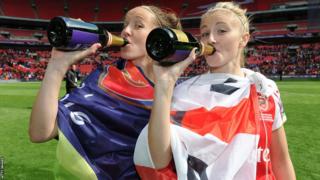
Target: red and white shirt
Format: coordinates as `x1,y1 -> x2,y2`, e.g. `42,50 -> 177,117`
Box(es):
134,69 -> 286,180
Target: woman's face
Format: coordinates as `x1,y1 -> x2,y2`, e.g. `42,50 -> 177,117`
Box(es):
120,7 -> 159,61
200,9 -> 248,71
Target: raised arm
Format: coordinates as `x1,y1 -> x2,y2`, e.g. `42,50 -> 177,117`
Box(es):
148,50 -> 196,169
29,44 -> 101,143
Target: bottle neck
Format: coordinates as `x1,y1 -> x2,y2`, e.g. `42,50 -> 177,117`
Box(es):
105,31 -> 128,47
197,42 -> 215,56
174,41 -> 215,56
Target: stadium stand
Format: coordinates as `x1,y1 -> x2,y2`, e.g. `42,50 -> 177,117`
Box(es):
0,0 -> 319,81
97,0 -> 129,22
252,20 -> 318,36
1,42 -> 319,80
246,43 -> 320,76
1,0 -> 35,18
34,0 -> 65,20
67,0 -> 97,21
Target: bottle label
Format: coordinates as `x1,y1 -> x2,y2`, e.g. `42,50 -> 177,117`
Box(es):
165,49 -> 190,64
68,29 -> 99,49
172,29 -> 189,43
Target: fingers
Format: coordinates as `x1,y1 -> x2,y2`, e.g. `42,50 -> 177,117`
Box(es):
189,48 -> 197,59
175,48 -> 197,69
74,43 -> 101,61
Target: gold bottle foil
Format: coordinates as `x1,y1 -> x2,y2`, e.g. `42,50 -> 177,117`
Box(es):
172,29 -> 189,43
106,31 -> 128,47
195,42 -> 215,56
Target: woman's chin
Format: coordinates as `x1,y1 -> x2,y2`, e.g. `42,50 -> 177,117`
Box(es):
206,58 -> 223,68
120,49 -> 130,59
120,53 -> 136,60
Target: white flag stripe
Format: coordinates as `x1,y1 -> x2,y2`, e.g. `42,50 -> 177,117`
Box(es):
172,74 -> 251,111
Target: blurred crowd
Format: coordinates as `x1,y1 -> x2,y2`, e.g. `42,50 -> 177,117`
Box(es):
1,43 -> 319,81
246,43 -> 320,76
0,49 -> 49,81
0,49 -> 118,81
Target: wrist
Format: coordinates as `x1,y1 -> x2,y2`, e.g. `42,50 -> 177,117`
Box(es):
46,61 -> 69,79
154,82 -> 175,101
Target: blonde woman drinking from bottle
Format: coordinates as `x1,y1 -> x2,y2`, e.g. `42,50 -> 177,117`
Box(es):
134,2 -> 296,180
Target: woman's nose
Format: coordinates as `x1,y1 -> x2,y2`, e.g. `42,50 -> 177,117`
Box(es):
121,25 -> 131,37
208,33 -> 216,44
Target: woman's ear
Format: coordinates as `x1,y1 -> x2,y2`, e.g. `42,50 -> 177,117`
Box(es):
240,33 -> 250,48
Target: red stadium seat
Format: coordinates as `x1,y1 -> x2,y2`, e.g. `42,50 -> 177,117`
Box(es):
97,1 -> 128,21
2,0 -> 35,18
34,0 -> 65,19
67,0 -> 96,21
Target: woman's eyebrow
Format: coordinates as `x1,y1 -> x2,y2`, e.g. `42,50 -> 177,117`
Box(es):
200,25 -> 208,30
216,22 -> 227,25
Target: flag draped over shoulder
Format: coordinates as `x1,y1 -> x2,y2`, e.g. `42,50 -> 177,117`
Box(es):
56,60 -> 153,180
134,69 -> 286,180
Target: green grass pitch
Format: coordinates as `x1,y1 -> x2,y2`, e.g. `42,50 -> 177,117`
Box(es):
0,80 -> 319,179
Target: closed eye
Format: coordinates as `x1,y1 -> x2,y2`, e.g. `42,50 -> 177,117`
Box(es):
217,29 -> 227,34
201,32 -> 210,38
135,24 -> 144,29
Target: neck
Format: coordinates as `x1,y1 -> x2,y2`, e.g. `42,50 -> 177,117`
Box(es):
210,67 -> 244,77
209,58 -> 245,77
131,57 -> 154,82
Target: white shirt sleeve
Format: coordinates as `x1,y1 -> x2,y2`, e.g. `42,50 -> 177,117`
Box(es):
270,82 -> 287,131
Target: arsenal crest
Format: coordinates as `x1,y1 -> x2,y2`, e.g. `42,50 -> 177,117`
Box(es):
258,94 -> 269,111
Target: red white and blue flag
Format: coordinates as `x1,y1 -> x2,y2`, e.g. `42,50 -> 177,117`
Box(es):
134,69 -> 286,180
